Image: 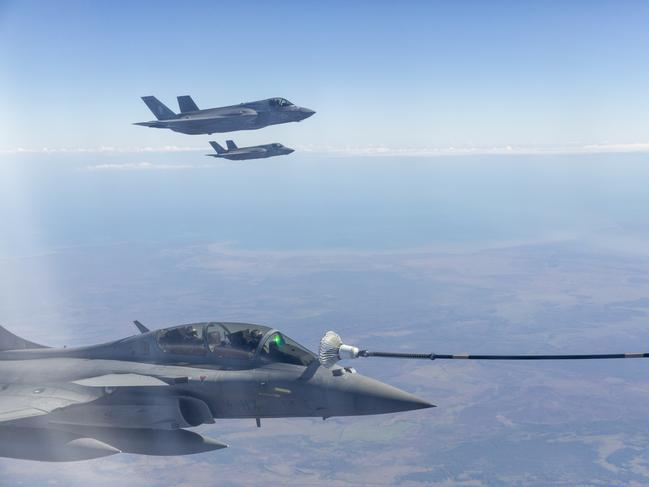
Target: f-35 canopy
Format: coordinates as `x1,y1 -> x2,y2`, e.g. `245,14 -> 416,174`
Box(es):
268,97 -> 294,107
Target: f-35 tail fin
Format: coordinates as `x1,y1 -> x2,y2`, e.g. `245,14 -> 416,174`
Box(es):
0,325 -> 47,351
141,96 -> 176,120
177,95 -> 199,113
209,141 -> 226,154
226,140 -> 238,151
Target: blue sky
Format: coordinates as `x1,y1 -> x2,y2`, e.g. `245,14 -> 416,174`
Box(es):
1,0 -> 649,152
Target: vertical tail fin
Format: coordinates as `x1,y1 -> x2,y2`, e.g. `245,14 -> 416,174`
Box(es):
141,96 -> 176,120
177,95 -> 199,113
0,325 -> 47,351
209,141 -> 226,154
133,320 -> 150,334
226,140 -> 238,151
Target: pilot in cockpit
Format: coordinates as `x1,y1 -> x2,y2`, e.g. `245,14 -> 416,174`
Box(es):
206,329 -> 222,353
241,328 -> 264,352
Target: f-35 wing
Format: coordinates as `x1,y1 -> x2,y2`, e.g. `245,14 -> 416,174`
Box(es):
166,108 -> 258,122
0,383 -> 103,424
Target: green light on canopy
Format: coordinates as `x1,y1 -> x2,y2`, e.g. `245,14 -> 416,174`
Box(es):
272,333 -> 285,348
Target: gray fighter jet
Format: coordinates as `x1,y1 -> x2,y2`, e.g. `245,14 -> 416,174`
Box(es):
134,95 -> 315,135
3,322 -> 643,462
0,322 -> 431,461
207,140 -> 294,161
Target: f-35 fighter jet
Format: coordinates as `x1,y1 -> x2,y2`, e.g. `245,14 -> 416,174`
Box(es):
0,322 -> 431,461
207,140 -> 294,161
134,95 -> 315,135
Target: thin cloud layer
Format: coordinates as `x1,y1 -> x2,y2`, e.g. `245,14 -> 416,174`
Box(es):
0,146 -> 205,154
3,142 -> 649,157
84,162 -> 197,171
296,142 -> 649,157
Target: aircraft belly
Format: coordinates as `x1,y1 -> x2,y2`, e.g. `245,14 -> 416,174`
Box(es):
47,394 -> 214,430
0,427 -> 121,461
224,153 -> 255,161
0,425 -> 227,461
60,426 -> 227,456
169,117 -> 258,135
48,404 -> 183,430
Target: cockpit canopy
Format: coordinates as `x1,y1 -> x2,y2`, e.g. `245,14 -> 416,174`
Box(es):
156,322 -> 315,367
268,98 -> 294,108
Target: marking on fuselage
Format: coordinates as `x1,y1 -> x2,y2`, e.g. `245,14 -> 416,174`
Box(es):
257,392 -> 280,398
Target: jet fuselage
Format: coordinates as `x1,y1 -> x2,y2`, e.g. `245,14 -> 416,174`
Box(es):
207,142 -> 294,161
135,97 -> 315,135
0,322 -> 431,461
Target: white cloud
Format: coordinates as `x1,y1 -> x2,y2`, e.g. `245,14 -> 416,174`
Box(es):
0,146 -> 204,154
579,142 -> 649,153
3,142 -> 649,157
295,142 -> 649,157
84,162 -> 198,171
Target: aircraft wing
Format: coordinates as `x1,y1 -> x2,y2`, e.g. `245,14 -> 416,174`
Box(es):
165,113 -> 257,124
135,110 -> 256,127
0,383 -> 103,423
0,372 -> 188,424
73,373 -> 173,387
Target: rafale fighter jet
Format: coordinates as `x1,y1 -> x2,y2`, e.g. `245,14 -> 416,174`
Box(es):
207,140 -> 294,161
2,322 -> 646,462
134,95 -> 315,135
0,322 -> 431,461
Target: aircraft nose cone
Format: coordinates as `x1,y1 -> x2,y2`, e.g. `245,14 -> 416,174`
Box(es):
300,108 -> 316,120
340,373 -> 434,415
